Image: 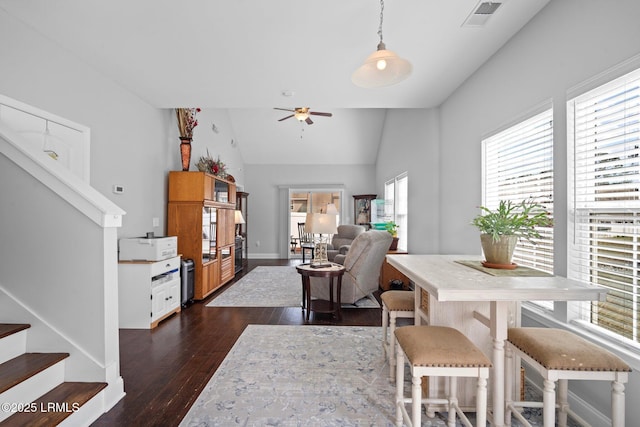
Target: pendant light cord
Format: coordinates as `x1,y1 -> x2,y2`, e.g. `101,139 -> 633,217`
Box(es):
377,0 -> 385,46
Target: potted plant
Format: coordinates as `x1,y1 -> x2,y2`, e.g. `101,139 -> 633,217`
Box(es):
385,221 -> 399,251
471,199 -> 552,268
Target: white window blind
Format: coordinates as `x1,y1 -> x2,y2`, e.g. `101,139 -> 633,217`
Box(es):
482,109 -> 554,273
569,67 -> 640,343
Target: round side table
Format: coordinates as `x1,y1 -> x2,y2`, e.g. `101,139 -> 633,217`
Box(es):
296,263 -> 346,322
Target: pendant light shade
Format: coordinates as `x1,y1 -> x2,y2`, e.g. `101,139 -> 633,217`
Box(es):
352,0 -> 412,88
352,42 -> 412,88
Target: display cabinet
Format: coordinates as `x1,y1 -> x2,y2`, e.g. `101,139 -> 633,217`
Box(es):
168,171 -> 236,300
353,194 -> 376,227
236,191 -> 249,271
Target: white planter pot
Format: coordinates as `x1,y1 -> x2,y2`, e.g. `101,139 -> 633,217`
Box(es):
480,234 -> 518,266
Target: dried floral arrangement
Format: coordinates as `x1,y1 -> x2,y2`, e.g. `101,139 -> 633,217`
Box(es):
195,149 -> 227,177
175,108 -> 201,139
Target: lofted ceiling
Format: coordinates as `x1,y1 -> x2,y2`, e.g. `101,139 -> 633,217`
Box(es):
0,0 -> 551,165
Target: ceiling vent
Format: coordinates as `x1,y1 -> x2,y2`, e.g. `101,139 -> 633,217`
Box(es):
463,1 -> 503,27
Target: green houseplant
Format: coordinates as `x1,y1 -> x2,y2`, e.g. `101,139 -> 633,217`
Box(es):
385,221 -> 399,250
471,199 -> 552,267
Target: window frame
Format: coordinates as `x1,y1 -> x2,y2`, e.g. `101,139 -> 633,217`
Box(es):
567,65 -> 640,348
481,107 -> 555,279
384,172 -> 408,251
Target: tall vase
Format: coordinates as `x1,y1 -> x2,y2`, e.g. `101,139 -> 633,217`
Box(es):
179,137 -> 192,171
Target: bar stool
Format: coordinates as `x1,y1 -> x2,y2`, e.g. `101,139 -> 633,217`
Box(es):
395,325 -> 492,427
505,327 -> 631,427
381,290 -> 415,382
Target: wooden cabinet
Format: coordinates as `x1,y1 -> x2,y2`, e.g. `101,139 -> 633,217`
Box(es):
168,172 -> 237,300
380,250 -> 411,290
168,171 -> 236,203
220,245 -> 234,284
118,256 -> 182,329
202,259 -> 219,297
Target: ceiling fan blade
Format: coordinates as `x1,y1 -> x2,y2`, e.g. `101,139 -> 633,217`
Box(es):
309,112 -> 332,117
305,117 -> 314,125
274,108 -> 295,112
278,114 -> 295,121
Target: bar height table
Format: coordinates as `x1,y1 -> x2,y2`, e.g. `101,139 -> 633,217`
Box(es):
386,254 -> 608,427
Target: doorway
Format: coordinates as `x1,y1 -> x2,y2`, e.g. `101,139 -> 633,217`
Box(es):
288,188 -> 343,259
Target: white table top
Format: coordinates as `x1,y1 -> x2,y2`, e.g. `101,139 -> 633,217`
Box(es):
386,254 -> 607,303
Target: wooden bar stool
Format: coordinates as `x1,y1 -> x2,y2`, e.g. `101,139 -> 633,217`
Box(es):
381,290 -> 415,382
505,327 -> 630,427
395,325 -> 492,427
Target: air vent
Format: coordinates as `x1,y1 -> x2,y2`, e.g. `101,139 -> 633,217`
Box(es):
463,1 -> 503,27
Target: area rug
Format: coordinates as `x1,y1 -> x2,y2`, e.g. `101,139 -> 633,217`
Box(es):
179,325 -> 560,427
179,325 -> 396,426
206,266 -> 380,308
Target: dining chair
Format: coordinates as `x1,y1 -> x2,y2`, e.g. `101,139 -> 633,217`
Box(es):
297,222 -> 315,263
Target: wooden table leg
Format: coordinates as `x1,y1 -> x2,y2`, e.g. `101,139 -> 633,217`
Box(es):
301,275 -> 306,311
335,274 -> 342,320
304,276 -> 311,322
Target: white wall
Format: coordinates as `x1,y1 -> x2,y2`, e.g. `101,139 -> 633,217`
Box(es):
376,108 -> 440,254
245,164 -> 375,258
0,10 -> 252,241
189,109 -> 245,190
437,0 -> 640,422
439,0 -> 640,263
0,8 -> 169,239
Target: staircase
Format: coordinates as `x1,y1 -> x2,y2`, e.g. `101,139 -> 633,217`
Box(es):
0,324 -> 107,426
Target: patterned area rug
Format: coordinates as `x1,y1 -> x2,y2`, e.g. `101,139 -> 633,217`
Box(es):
180,325 -> 396,426
179,325 -> 564,427
206,266 -> 380,308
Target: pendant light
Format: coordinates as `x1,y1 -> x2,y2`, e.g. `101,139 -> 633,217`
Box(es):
42,120 -> 59,160
352,0 -> 412,88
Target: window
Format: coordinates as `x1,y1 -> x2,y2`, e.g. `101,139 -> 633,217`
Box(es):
482,109 -> 554,273
568,67 -> 640,344
384,173 -> 408,251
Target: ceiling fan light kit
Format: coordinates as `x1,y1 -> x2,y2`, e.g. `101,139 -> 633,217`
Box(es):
274,107 -> 332,125
352,0 -> 412,88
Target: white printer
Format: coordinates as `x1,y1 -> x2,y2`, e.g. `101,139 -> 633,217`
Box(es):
119,236 -> 178,261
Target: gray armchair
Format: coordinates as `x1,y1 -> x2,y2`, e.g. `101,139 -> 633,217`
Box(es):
326,224 -> 365,261
310,230 -> 392,304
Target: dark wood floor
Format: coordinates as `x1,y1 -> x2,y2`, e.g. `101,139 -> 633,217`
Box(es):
92,259 -> 382,426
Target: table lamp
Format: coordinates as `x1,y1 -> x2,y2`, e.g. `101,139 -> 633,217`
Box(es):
305,212 -> 337,267
234,210 -> 245,237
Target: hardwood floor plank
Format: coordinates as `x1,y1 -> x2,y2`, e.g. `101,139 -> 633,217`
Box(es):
92,259 -> 382,426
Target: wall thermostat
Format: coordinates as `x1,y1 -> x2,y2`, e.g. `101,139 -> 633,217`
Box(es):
113,184 -> 124,194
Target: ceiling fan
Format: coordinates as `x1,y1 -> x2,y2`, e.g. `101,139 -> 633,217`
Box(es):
274,107 -> 332,125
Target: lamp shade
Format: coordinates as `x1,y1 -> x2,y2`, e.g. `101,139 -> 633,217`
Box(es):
234,210 -> 245,224
304,213 -> 338,235
352,43 -> 412,88
326,203 -> 339,215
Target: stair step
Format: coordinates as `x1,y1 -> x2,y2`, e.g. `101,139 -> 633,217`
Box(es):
0,381 -> 107,427
0,353 -> 69,394
0,324 -> 30,340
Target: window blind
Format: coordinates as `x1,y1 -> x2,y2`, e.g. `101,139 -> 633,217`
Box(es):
569,67 -> 640,343
482,109 -> 554,274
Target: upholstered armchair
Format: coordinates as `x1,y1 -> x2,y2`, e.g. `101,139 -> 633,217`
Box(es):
310,230 -> 392,304
326,224 -> 365,262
